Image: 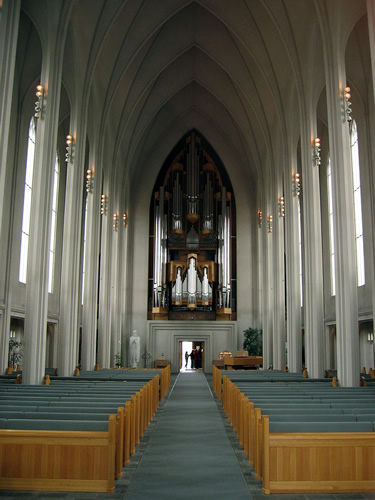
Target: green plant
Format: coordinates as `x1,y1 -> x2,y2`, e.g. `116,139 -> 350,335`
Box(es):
243,327 -> 262,356
114,352 -> 122,368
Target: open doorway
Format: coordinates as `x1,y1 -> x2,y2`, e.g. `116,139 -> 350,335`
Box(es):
179,341 -> 205,372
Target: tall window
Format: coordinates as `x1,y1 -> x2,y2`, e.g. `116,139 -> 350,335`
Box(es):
48,153 -> 60,293
350,120 -> 365,286
19,118 -> 36,283
327,157 -> 336,296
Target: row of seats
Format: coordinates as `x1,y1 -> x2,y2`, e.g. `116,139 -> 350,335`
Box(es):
213,366 -> 375,495
0,365 -> 171,494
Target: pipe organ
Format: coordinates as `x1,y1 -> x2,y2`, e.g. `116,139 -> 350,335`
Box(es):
149,131 -> 236,320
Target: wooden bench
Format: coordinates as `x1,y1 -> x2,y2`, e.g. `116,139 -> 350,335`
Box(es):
0,414 -> 116,493
262,415 -> 375,494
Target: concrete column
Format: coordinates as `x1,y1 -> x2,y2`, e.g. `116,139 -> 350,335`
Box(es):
81,159 -> 103,371
300,119 -> 325,378
57,113 -> 86,376
23,9 -> 66,384
0,0 -> 21,372
262,202 -> 274,370
0,0 -> 20,240
284,155 -> 303,372
273,182 -> 286,370
317,5 -> 360,386
366,0 -> 375,352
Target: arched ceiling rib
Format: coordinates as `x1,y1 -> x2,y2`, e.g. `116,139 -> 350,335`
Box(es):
89,1 -> 288,188
65,0 -> 358,195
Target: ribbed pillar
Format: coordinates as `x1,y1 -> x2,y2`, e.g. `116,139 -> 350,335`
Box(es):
273,183 -> 286,370
317,4 -> 359,386
57,112 -> 86,376
366,0 -> 375,354
262,205 -> 274,370
285,156 -> 303,373
300,120 -> 325,379
110,223 -> 121,368
23,7 -> 66,384
0,0 -> 21,372
81,159 -> 103,371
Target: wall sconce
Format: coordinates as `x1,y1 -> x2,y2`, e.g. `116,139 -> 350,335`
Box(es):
257,210 -> 262,228
65,134 -> 73,163
313,137 -> 321,167
343,86 -> 352,122
100,194 -> 107,215
113,213 -> 119,232
279,196 -> 285,217
34,84 -> 44,119
123,212 -> 128,228
86,169 -> 94,193
294,172 -> 301,197
267,214 -> 273,233
368,332 -> 374,343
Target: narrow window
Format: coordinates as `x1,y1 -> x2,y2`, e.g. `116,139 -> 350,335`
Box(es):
350,120 -> 365,286
19,118 -> 36,283
327,157 -> 336,296
48,153 -> 60,293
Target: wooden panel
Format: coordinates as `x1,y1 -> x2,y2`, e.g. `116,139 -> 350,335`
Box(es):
262,415 -> 375,494
0,416 -> 116,493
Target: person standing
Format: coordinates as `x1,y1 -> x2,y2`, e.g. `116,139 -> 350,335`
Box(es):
184,351 -> 189,368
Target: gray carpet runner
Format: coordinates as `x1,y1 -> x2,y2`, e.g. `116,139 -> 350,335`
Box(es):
124,371 -> 251,499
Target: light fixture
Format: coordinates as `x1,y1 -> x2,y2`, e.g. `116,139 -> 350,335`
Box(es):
294,172 -> 301,197
343,86 -> 352,122
267,214 -> 273,233
65,134 -> 73,163
86,169 -> 94,193
313,137 -> 321,167
368,332 -> 374,343
279,196 -> 285,217
123,212 -> 128,228
113,213 -> 119,232
100,194 -> 107,215
257,210 -> 262,228
34,84 -> 44,119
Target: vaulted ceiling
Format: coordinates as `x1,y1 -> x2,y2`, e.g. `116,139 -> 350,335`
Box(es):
20,0 -> 369,199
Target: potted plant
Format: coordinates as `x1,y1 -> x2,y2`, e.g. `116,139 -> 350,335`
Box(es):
114,352 -> 122,368
243,327 -> 262,356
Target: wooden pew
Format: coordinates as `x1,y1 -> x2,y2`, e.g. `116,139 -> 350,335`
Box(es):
0,414 -> 116,493
262,415 -> 375,495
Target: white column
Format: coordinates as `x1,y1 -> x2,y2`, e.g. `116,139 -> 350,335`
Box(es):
284,156 -> 303,372
300,119 -> 325,378
0,0 -> 21,372
23,10 -> 66,384
57,113 -> 86,376
81,160 -> 103,371
317,5 -> 360,386
110,215 -> 121,368
273,183 -> 286,370
0,0 -> 20,240
262,203 -> 274,370
366,0 -> 375,351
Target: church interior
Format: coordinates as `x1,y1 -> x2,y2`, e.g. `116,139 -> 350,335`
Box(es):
0,0 -> 375,497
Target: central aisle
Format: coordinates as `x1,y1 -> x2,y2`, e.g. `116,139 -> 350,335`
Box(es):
125,371 -> 251,499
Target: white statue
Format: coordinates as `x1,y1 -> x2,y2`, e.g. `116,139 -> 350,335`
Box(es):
129,330 -> 140,368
